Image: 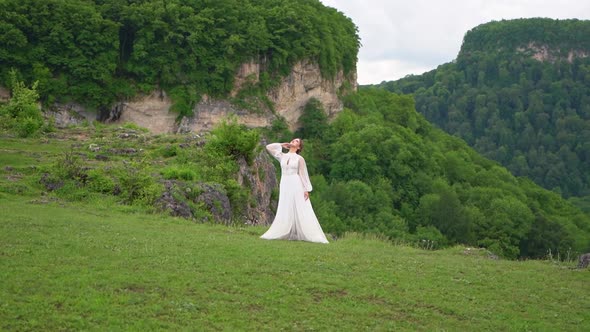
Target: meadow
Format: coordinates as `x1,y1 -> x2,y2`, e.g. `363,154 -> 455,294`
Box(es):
1,194 -> 589,330
0,128 -> 588,331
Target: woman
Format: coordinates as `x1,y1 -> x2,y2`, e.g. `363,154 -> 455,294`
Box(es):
261,138 -> 329,243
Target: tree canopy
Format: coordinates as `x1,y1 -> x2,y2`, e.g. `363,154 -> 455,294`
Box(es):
0,0 -> 360,111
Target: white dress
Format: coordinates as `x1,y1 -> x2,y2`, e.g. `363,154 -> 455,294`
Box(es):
261,143 -> 329,243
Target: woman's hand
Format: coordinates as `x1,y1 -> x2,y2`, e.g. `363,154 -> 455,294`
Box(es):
304,191 -> 309,200
281,142 -> 291,149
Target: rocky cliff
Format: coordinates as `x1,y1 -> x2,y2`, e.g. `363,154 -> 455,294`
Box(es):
154,146 -> 278,225
47,59 -> 356,134
237,150 -> 278,225
516,43 -> 590,63
0,86 -> 9,102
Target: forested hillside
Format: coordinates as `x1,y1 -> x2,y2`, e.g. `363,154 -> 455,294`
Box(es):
291,89 -> 589,259
0,0 -> 359,114
378,18 -> 590,211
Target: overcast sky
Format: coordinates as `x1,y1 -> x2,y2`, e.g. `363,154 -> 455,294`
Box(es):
319,0 -> 590,85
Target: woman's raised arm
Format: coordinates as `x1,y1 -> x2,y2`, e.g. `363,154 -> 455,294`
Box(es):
266,143 -> 283,161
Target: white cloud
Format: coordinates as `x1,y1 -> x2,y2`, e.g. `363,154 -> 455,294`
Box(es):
357,59 -> 434,85
320,0 -> 590,84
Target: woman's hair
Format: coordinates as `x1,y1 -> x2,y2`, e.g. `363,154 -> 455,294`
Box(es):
295,138 -> 303,154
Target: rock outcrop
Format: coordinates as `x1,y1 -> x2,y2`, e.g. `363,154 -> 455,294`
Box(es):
42,59 -> 356,133
112,91 -> 178,133
516,43 -> 589,63
237,147 -> 278,225
0,86 -> 9,102
268,60 -> 356,131
578,253 -> 590,269
155,148 -> 278,225
44,102 -> 94,128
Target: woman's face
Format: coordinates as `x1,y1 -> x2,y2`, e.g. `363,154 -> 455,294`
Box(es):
290,138 -> 301,148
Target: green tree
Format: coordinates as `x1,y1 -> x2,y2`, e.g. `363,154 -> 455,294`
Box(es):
295,98 -> 328,139
0,69 -> 43,137
205,117 -> 260,164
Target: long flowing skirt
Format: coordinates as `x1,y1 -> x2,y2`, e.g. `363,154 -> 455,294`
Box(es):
260,174 -> 329,243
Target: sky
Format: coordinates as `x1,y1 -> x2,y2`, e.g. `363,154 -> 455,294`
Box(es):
319,0 -> 590,85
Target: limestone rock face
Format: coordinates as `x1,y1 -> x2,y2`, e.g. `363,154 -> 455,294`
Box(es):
516,43 -> 590,63
36,59 -> 356,133
237,148 -> 278,225
44,102 -> 94,128
116,60 -> 354,133
0,86 -> 9,102
115,90 -> 177,133
231,59 -> 260,97
116,92 -> 275,134
188,96 -> 274,133
269,60 -> 356,131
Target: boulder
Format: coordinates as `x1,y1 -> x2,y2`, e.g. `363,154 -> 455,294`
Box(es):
578,253 -> 590,269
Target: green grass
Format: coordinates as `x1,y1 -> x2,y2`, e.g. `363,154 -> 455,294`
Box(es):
1,127 -> 589,330
1,193 -> 588,331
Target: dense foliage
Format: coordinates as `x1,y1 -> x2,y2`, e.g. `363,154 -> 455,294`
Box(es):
377,19 -> 590,211
0,70 -> 49,137
291,88 -> 590,259
0,0 -> 359,112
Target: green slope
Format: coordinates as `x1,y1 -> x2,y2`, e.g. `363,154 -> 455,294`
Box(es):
1,193 -> 588,331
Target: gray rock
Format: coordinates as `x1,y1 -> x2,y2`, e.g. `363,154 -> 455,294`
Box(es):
155,181 -> 193,219
44,102 -> 94,128
578,253 -> 590,269
39,173 -> 64,191
107,148 -> 138,155
194,183 -> 232,222
98,102 -> 124,122
156,181 -> 232,223
237,147 -> 278,225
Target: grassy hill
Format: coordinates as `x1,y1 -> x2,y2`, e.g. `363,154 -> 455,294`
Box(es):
1,192 -> 588,330
1,130 -> 588,331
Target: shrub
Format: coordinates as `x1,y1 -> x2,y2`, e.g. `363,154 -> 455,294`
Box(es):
15,116 -> 43,138
87,169 -> 116,194
223,178 -> 250,217
411,226 -> 448,250
161,165 -> 198,181
156,145 -> 180,158
48,149 -> 88,186
295,98 -> 328,139
121,122 -> 149,133
115,162 -> 162,205
2,69 -> 44,138
205,117 -> 260,164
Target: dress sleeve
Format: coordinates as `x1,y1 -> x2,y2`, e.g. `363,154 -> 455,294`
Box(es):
266,143 -> 283,161
298,156 -> 313,192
